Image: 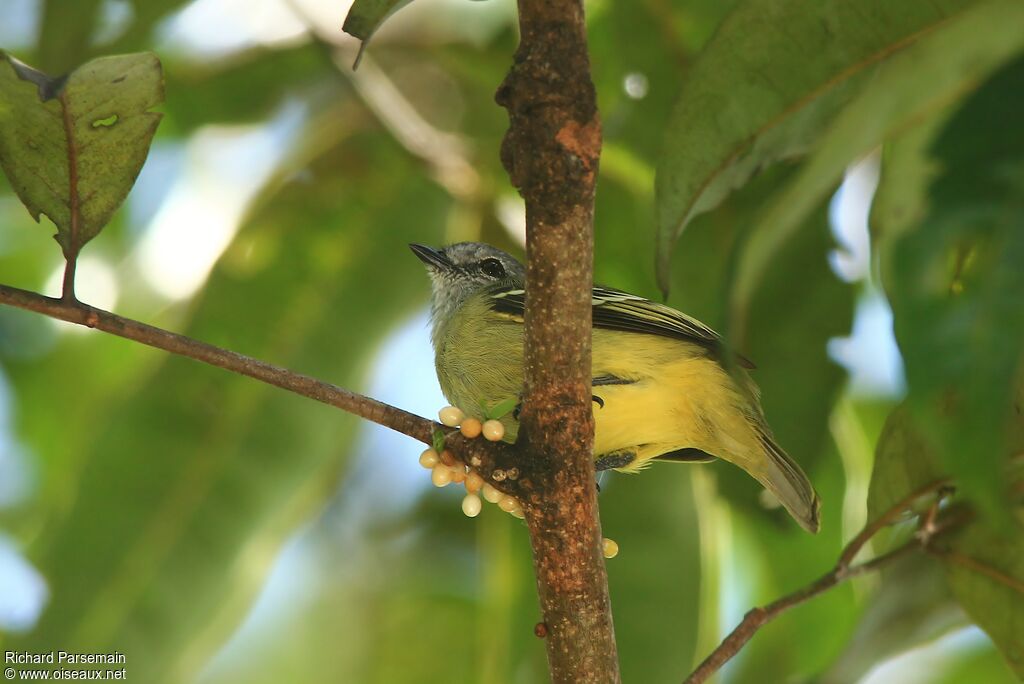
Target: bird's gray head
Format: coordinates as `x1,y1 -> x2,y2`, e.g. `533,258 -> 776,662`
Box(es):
410,242 -> 525,326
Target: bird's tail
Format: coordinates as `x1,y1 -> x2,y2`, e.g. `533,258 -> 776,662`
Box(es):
756,431 -> 821,533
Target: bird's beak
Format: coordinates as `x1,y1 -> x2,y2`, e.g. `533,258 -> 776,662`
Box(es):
409,243 -> 453,271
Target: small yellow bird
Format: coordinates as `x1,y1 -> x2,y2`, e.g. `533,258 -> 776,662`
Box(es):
411,242 -> 820,532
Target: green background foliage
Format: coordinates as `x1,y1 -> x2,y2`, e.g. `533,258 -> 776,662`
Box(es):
1,0 -> 1022,682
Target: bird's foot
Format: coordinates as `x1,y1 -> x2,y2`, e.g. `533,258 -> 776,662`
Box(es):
595,451 -> 636,471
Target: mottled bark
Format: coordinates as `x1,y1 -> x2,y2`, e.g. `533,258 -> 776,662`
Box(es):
496,1 -> 618,681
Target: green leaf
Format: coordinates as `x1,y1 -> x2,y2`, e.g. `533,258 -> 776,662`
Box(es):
728,0 -> 1024,329
655,0 -> 990,295
342,0 -> 415,65
867,406 -> 947,523
11,129 -> 451,682
937,515 -> 1024,678
431,428 -> 446,454
884,53 -> 1024,519
0,52 -> 163,256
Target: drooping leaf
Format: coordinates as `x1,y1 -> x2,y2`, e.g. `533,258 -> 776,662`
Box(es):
729,0 -> 1024,330
655,0 -> 991,294
0,52 -> 163,256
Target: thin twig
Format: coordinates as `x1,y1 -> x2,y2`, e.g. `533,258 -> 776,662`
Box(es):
684,479 -> 958,684
0,282 -> 430,436
0,282 -> 524,488
684,539 -> 920,684
58,89 -> 81,302
837,477 -> 950,568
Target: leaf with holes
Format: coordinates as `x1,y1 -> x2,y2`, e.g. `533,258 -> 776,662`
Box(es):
0,51 -> 163,258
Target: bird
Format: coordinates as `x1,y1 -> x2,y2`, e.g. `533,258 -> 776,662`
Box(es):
410,241 -> 820,532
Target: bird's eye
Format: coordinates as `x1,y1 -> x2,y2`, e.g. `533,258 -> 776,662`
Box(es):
480,258 -> 506,278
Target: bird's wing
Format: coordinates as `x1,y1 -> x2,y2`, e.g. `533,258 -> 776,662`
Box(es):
488,285 -> 754,368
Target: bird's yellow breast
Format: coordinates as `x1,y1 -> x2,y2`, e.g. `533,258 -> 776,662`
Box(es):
433,297 -> 762,474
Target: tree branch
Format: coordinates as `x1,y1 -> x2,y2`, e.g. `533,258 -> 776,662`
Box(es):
684,480 -> 961,684
496,0 -> 615,681
0,282 -> 525,490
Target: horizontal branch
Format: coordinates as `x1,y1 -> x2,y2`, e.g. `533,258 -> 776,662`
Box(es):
0,282 -> 522,488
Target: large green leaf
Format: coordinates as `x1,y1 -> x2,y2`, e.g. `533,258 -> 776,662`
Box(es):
654,0 -> 982,294
884,53 -> 1024,518
10,127 -> 450,682
0,52 -> 163,256
862,348 -> 1024,675
729,0 -> 1024,331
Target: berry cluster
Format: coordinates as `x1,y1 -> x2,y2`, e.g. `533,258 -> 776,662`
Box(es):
423,405 -> 619,559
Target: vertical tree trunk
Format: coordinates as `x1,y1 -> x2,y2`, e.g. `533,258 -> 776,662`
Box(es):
496,1 -> 618,681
